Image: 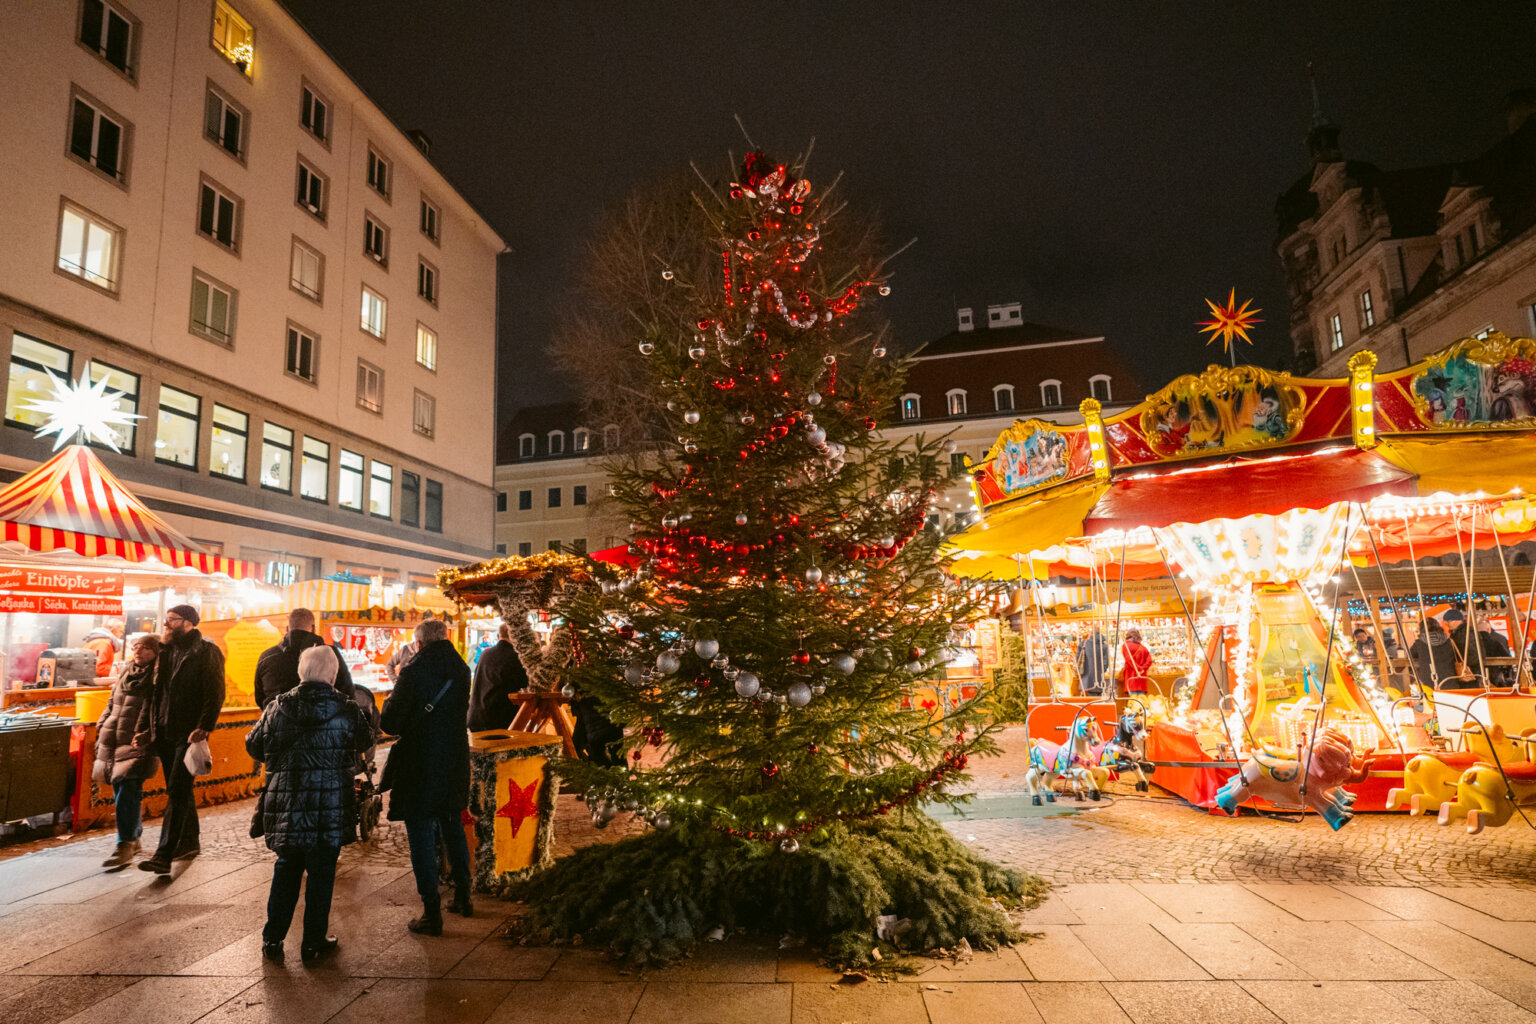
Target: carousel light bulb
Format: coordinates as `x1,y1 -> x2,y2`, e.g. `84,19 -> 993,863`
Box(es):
22,373 -> 142,452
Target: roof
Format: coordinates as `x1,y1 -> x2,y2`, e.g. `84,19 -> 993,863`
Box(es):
498,401 -> 584,462
913,322 -> 1102,359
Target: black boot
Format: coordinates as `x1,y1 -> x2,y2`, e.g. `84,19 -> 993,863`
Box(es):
448,887 -> 474,918
408,899 -> 443,936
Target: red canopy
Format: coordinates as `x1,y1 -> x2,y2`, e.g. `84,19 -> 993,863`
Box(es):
1084,447 -> 1417,535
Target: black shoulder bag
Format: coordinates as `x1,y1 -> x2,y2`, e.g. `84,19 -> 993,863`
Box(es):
379,676 -> 455,793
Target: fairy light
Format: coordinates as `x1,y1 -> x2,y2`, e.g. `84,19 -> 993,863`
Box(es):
1348,351 -> 1378,450
1079,397 -> 1111,481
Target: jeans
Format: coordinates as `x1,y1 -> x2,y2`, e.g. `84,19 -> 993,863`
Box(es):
112,777 -> 144,843
152,739 -> 199,858
263,844 -> 340,947
404,813 -> 472,904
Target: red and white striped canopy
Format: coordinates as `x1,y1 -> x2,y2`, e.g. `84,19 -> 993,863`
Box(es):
0,445 -> 260,579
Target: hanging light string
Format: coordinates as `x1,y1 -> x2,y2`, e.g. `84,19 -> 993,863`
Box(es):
1298,503 -> 1355,801
1482,502 -> 1530,688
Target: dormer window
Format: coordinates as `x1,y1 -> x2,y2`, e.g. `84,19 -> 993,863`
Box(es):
518,433 -> 534,458
900,393 -> 921,421
993,384 -> 1015,412
603,424 -> 620,450
548,430 -> 565,455
574,427 -> 590,452
945,389 -> 967,417
1089,375 -> 1112,403
1040,380 -> 1062,407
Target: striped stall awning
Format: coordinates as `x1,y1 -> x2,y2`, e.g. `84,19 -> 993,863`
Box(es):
0,445 -> 261,579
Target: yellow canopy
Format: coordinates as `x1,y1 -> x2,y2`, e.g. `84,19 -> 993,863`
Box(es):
1375,433 -> 1536,497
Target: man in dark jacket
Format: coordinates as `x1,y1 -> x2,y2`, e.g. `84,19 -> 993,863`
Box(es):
380,618 -> 472,934
247,645 -> 372,963
255,608 -> 356,709
467,622 -> 528,731
142,604 -> 225,874
1409,617 -> 1462,690
1448,606 -> 1513,685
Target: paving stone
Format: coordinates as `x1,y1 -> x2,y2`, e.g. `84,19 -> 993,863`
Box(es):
1375,980 -> 1536,1024
922,981 -> 1042,1024
353,931 -> 482,978
445,938 -> 560,981
1151,922 -> 1309,979
540,948 -> 642,981
0,975 -> 142,1024
12,903 -> 259,976
1071,924 -> 1210,981
774,952 -> 844,982
1020,891 -> 1084,925
1329,884 -> 1506,929
0,902 -> 155,973
1438,917 -> 1536,965
324,978 -> 513,1024
0,856 -> 105,903
192,976 -> 372,1024
1243,883 -> 1399,920
789,981 -> 927,1024
52,976 -> 256,1024
483,980 -> 644,1024
1023,981 -> 1133,1024
1103,980 -> 1281,1024
1016,926 -> 1113,982
1057,883 -> 1177,925
1234,920 -> 1444,981
630,981 -> 792,1024
1357,919 -> 1536,982
1430,886 -> 1536,921
1133,883 -> 1300,924
1239,980 -> 1435,1024
638,939 -> 780,982
908,947 -> 1033,983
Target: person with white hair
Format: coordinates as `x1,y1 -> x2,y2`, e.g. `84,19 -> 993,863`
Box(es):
246,644 -> 373,964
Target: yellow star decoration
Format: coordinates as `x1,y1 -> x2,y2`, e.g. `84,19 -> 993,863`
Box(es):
1198,289 -> 1262,354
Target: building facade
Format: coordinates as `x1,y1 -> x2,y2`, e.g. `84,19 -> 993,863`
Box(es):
493,304 -> 1139,553
1276,92 -> 1536,377
0,0 -> 505,589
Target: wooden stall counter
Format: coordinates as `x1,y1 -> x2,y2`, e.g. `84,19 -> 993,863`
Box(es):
467,729 -> 561,895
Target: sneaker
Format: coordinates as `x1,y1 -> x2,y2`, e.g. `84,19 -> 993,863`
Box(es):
171,844 -> 200,862
300,937 -> 339,963
102,840 -> 139,869
138,856 -> 171,874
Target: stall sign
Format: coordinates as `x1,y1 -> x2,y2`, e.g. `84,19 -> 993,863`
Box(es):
0,594 -> 123,614
0,566 -> 123,597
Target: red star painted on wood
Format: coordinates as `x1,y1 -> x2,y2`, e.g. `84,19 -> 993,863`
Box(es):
495,778 -> 540,837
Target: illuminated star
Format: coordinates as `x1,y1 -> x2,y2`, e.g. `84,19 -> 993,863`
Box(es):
1198,289 -> 1263,354
21,373 -> 143,452
495,778 -> 540,837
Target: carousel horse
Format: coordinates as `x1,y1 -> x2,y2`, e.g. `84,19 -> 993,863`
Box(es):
1214,727 -> 1369,831
1097,710 -> 1155,792
1026,716 -> 1105,805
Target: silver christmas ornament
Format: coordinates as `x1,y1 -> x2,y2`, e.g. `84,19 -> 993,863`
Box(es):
666,401 -> 678,411
734,671 -> 760,698
661,515 -> 679,529
878,285 -> 891,296
694,638 -> 720,660
684,410 -> 700,425
624,662 -> 646,686
711,654 -> 730,669
832,652 -> 857,675
873,346 -> 887,357
639,341 -> 655,355
601,580 -> 617,595
812,684 -> 826,696
942,439 -> 958,454
734,512 -> 748,525
662,269 -> 674,280
740,412 -> 755,425
653,813 -> 672,829
618,578 -> 636,594
688,345 -> 706,360
806,426 -> 827,445
787,681 -> 813,706
684,442 -> 698,454
722,665 -> 741,681
561,683 -> 577,698
656,651 -> 681,676
779,837 -> 800,853
879,535 -> 895,548
822,354 -> 837,365
806,391 -> 822,406
805,566 -> 823,584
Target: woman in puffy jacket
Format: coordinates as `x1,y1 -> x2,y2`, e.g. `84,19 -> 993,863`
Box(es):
94,634 -> 161,870
246,645 -> 372,964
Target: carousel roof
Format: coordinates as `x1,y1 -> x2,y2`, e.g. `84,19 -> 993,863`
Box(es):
0,445 -> 259,579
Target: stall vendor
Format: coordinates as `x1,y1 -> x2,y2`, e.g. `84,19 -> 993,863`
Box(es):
1120,629 -> 1153,695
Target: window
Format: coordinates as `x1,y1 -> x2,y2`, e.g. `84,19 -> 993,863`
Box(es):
548,431 -> 564,455
945,390 -> 967,417
570,537 -> 586,555
573,428 -> 590,452
296,160 -> 326,219
6,335 -> 73,429
338,449 -> 364,510
413,390 -> 434,438
290,238 -> 322,302
260,422 -> 293,492
1329,313 -> 1345,352
518,434 -> 534,458
900,393 -> 920,421
210,403 -> 247,480
518,490 -> 531,510
415,324 -> 437,370
950,451 -> 968,475
69,92 -> 128,182
496,491 -> 507,512
299,82 -> 328,142
357,359 -> 382,412
79,0 -> 136,78
1454,234 -> 1466,267
285,324 -> 317,382
573,485 -> 587,506
85,360 -> 138,453
369,459 -> 392,518
1331,236 -> 1343,267
155,385 -> 199,467
197,177 -> 240,251
418,259 -> 438,305
366,146 -> 390,198
993,384 -> 1015,412
190,270 -> 235,344
1360,289 -> 1375,329
211,1 -> 253,75
496,543 -> 507,555
1466,224 -> 1479,258
203,84 -> 245,161
57,201 -> 121,292
547,541 -> 561,552
400,471 -> 420,526
1040,380 -> 1062,407
603,425 -> 619,450
425,480 -> 442,532
420,197 -> 439,243
363,214 -> 388,266
360,286 -> 386,338
548,487 -> 561,508
517,542 -> 531,557
300,436 -> 328,502
1090,375 -> 1112,402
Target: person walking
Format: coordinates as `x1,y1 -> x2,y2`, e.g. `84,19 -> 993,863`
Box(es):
467,622 -> 528,731
380,618 -> 472,933
141,604 -> 225,874
94,634 -> 161,869
246,645 -> 372,963
1119,629 -> 1154,697
1074,626 -> 1112,696
255,608 -> 356,709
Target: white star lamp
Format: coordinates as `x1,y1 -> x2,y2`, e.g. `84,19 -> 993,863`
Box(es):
21,373 -> 143,452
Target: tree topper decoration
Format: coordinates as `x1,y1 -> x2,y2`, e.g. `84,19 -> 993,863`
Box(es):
21,373 -> 142,452
1199,289 -> 1262,365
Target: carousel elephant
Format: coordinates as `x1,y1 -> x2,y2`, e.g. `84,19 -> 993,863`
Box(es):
1214,727 -> 1364,831
1386,752 -> 1480,816
1437,761 -> 1536,834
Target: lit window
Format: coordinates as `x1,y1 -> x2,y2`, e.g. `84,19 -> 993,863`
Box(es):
900,393 -> 920,421
190,271 -> 236,344
197,177 -> 240,251
300,436 -> 328,502
369,459 -> 392,518
79,0 -> 136,78
1090,375 -> 1112,403
573,428 -> 590,452
519,434 -> 534,458
425,479 -> 442,532
211,403 -> 247,480
400,471 -> 420,526
290,238 -> 322,302
69,92 -> 128,181
548,431 -> 564,455
338,449 -> 364,510
285,324 -> 318,382
299,83 -> 328,142
211,1 -> 253,75
416,323 -> 437,369
57,201 -> 121,292
946,390 -> 967,417
413,390 -> 434,438
261,422 -> 293,492
1360,289 -> 1375,328
417,259 -> 437,304
366,145 -> 390,198
155,385 -> 199,468
357,359 -> 383,412
84,360 -> 138,453
363,214 -> 388,266
420,197 -> 439,242
6,335 -> 72,429
296,160 -> 326,218
993,384 -> 1014,412
203,84 -> 245,160
1040,380 -> 1062,407
1330,313 -> 1345,352
360,286 -> 386,338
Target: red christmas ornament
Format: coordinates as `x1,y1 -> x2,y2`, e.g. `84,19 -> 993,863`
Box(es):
762,761 -> 779,777
908,647 -> 924,661
806,742 -> 819,755
791,648 -> 811,666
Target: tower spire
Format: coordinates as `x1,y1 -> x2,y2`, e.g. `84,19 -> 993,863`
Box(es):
1305,61 -> 1343,166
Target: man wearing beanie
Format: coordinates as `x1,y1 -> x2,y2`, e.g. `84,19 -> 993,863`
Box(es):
141,603 -> 225,874
247,645 -> 372,964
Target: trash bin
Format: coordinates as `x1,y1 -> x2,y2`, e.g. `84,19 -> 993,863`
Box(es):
0,712 -> 73,821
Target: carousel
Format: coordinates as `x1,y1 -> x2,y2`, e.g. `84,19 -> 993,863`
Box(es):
946,333 -> 1536,833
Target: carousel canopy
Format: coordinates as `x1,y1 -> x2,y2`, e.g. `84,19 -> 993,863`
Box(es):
0,444 -> 259,579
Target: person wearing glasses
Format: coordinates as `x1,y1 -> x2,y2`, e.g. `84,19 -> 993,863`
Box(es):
140,604 -> 225,874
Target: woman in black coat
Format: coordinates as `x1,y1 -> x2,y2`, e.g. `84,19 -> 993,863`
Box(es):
380,620 -> 472,934
246,645 -> 372,963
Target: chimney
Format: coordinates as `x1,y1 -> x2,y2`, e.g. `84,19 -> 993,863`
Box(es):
957,307 -> 974,332
986,302 -> 1022,329
406,129 -> 432,156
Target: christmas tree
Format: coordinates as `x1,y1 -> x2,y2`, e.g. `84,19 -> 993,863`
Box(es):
520,148 -> 1036,964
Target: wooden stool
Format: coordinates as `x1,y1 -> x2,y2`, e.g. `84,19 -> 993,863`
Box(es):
507,691 -> 579,758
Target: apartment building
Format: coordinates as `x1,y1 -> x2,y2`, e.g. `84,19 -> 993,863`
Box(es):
0,0 -> 505,588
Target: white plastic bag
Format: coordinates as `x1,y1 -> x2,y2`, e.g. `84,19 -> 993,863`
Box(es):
184,738 -> 213,777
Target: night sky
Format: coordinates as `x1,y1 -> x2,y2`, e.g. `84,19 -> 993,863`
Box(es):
282,1 -> 1536,422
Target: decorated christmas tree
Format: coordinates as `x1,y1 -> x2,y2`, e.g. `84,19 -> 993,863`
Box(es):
518,147 -> 1036,964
